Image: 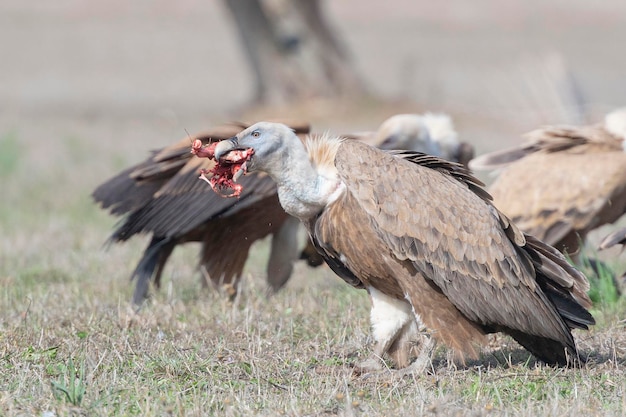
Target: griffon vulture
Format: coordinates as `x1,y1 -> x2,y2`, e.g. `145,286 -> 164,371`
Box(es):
204,121 -> 594,369
470,108 -> 626,259
92,121 -> 311,305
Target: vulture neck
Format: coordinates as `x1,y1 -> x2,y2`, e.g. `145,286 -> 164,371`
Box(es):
271,135 -> 345,221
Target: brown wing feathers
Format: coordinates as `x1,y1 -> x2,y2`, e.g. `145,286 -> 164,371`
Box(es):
322,141 -> 593,365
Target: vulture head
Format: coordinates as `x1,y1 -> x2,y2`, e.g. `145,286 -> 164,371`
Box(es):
214,122 -> 342,220
375,114 -> 440,155
375,113 -> 474,167
214,122 -> 302,178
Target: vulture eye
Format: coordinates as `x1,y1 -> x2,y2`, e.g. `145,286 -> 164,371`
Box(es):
251,130 -> 260,138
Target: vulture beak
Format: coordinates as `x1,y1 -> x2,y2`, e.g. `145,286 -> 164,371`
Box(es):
214,137 -> 239,160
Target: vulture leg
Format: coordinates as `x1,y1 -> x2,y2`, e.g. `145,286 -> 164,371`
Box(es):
266,215 -> 300,292
199,194 -> 290,297
386,318 -> 420,369
131,236 -> 176,307
356,287 -> 418,371
393,335 -> 436,378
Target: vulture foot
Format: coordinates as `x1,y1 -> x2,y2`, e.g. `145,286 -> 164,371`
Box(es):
354,334 -> 435,376
393,336 -> 435,378
222,283 -> 238,301
354,356 -> 386,374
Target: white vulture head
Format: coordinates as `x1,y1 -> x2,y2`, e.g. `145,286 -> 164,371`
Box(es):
215,122 -> 304,176
214,122 -> 345,220
209,121 -> 594,372
375,114 -> 440,155
375,113 -> 474,167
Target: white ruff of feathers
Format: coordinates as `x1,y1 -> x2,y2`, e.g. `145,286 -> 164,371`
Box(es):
274,132 -> 346,221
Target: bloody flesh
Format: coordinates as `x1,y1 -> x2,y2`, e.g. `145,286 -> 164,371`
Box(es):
191,139 -> 254,198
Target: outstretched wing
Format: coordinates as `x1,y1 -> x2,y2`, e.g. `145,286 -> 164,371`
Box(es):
92,123 -> 247,216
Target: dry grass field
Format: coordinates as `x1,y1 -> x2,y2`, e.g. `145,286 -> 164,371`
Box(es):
2,1 -> 626,416
1,119 -> 626,417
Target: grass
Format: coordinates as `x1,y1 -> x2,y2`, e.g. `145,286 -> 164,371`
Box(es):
579,252 -> 623,309
2,124 -> 626,417
51,356 -> 87,406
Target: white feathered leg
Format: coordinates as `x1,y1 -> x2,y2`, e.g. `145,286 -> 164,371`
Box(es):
357,287 -> 418,371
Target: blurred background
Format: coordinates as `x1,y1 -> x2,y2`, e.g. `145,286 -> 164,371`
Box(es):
1,0 -> 626,292
3,0 -> 625,140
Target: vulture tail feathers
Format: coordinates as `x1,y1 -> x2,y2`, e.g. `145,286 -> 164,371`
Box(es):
525,234 -> 593,310
505,329 -> 579,366
512,234 -> 595,364
544,289 -> 595,330
130,236 -> 176,306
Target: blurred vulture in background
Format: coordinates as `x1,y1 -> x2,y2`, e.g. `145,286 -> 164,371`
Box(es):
94,113 -> 473,306
372,113 -> 475,167
93,121 -> 310,306
470,108 -> 626,260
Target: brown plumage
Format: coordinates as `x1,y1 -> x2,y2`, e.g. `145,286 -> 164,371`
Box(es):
93,121 -> 310,306
211,122 -> 594,369
470,108 -> 626,258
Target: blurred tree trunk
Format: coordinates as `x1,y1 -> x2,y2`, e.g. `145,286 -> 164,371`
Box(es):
223,0 -> 366,104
